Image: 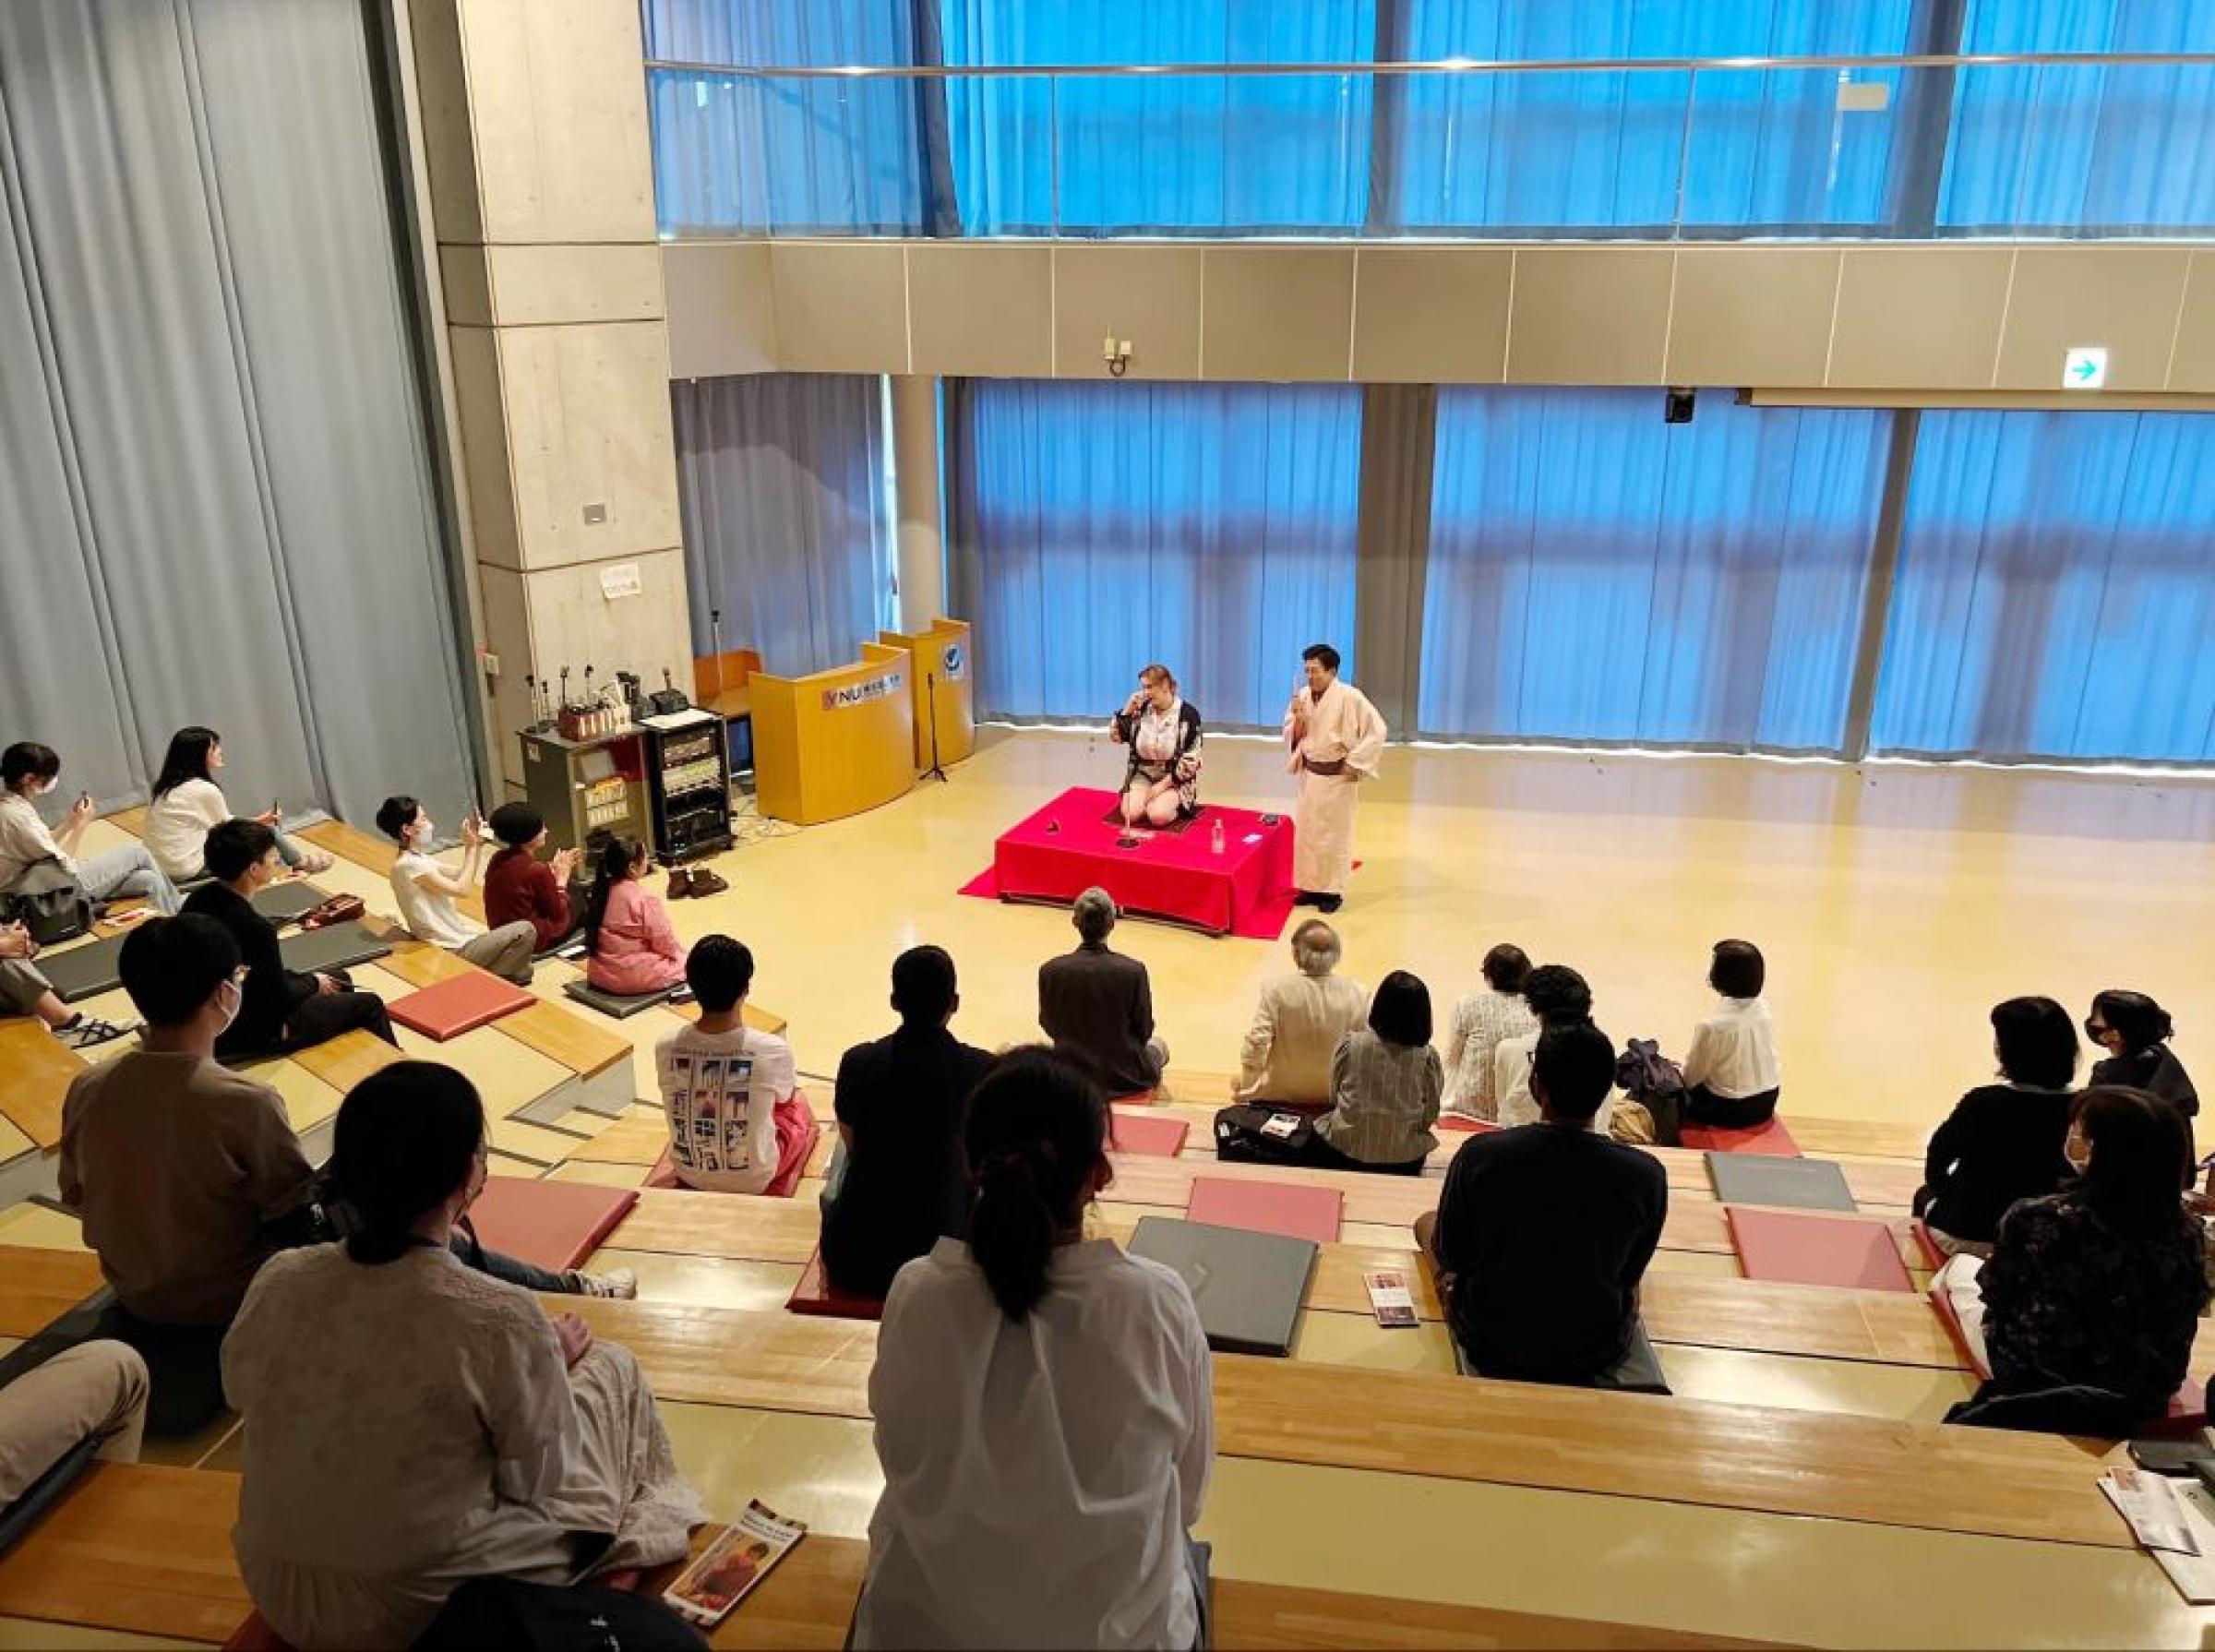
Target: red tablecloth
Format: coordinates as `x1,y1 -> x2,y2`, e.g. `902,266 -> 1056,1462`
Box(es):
985,787 -> 1297,938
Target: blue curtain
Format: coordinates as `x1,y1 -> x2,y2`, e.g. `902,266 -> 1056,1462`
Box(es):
1940,0 -> 2215,234
1872,410 -> 2215,763
672,375 -> 893,677
946,380 -> 1360,727
643,0 -> 934,235
938,1 -> 1375,236
1419,390 -> 1890,750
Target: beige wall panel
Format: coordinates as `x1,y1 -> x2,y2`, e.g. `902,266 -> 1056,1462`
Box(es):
663,244 -> 778,377
1053,245 -> 1203,380
498,322 -> 682,569
2172,253 -> 2215,391
1994,247 -> 2191,392
1507,247 -> 1673,384
1351,248 -> 1512,383
909,245 -> 1052,377
1828,247 -> 2012,389
477,565 -> 535,788
448,326 -> 521,569
487,245 -> 664,327
1666,247 -> 1839,388
408,0 -> 484,244
771,243 -> 909,373
439,244 -> 495,328
456,0 -> 655,245
1203,248 -> 1357,381
521,549 -> 693,710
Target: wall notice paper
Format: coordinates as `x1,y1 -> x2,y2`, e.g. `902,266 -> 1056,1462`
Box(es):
662,1499 -> 808,1627
1364,1269 -> 1419,1328
2101,1468 -> 2215,1602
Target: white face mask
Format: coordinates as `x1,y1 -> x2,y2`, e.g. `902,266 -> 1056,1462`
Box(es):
215,978 -> 243,1037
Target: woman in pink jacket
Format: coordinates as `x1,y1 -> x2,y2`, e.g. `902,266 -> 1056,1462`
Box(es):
582,837 -> 688,996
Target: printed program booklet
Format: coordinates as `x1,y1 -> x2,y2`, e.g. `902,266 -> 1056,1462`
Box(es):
661,1500 -> 808,1627
1363,1269 -> 1419,1328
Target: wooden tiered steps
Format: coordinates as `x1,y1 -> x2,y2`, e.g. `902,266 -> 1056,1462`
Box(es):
0,1017 -> 85,1150
0,1463 -> 249,1643
0,1243 -> 102,1336
288,1026 -> 406,1094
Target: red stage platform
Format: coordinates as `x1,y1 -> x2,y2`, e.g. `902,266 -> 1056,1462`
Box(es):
962,786 -> 1299,939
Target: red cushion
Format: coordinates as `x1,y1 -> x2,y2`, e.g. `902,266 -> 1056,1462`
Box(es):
1108,1110 -> 1189,1156
1186,1176 -> 1343,1245
1438,1116 -> 1500,1134
467,1176 -> 637,1273
386,972 -> 535,1041
786,1246 -> 884,1321
1909,1217 -> 1947,1271
644,1147 -> 682,1189
1681,1117 -> 1801,1156
1725,1207 -> 1913,1293
222,1612 -> 294,1652
1927,1275 -> 1992,1379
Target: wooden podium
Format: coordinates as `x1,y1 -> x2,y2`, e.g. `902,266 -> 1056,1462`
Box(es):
878,617 -> 976,772
750,645 -> 916,825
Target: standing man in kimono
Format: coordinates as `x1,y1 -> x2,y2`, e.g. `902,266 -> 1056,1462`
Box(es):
1283,643 -> 1387,914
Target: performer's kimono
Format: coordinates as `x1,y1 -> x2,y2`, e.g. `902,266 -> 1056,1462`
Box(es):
1282,680 -> 1387,895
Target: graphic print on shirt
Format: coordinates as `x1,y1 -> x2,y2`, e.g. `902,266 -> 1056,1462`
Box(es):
666,1049 -> 755,1177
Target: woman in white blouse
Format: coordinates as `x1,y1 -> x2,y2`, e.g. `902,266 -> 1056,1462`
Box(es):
143,727 -> 332,882
856,1047 -> 1214,1651
1108,664 -> 1203,832
1442,943 -> 1539,1120
1679,940 -> 1783,1129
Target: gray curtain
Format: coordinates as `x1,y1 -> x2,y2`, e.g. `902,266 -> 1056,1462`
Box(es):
673,373 -> 892,677
0,0 -> 475,826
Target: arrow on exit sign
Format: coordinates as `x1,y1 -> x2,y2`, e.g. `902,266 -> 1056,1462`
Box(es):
2063,347 -> 2108,389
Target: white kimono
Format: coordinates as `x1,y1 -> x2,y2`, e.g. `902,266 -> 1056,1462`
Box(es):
1282,679 -> 1387,895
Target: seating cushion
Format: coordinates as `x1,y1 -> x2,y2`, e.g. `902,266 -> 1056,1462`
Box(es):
1910,1217 -> 1947,1271
1681,1117 -> 1801,1156
786,1247 -> 884,1322
250,880 -> 325,924
386,973 -> 535,1041
1186,1176 -> 1343,1245
1108,1111 -> 1189,1156
1705,1153 -> 1857,1213
1726,1207 -> 1913,1293
562,979 -> 679,1020
278,921 -> 392,976
33,938 -> 125,1004
466,1177 -> 637,1273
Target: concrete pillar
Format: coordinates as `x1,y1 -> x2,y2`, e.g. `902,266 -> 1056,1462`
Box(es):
408,0 -> 692,788
891,374 -> 946,633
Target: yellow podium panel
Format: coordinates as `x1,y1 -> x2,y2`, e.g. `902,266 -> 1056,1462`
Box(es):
750,645 -> 916,825
878,617 -> 976,772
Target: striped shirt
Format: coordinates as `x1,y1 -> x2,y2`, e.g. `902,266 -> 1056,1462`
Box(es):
1314,1029 -> 1443,1167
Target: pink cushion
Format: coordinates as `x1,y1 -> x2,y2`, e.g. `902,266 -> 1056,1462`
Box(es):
786,1246 -> 884,1321
1725,1207 -> 1913,1293
1927,1275 -> 1991,1379
1910,1217 -> 1947,1271
644,1147 -> 682,1189
1681,1117 -> 1801,1156
1438,1116 -> 1500,1134
1109,1110 -> 1190,1156
386,972 -> 535,1041
467,1176 -> 637,1273
1187,1176 -> 1343,1245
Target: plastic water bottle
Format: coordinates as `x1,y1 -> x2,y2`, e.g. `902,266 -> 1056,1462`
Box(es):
1211,816 -> 1225,856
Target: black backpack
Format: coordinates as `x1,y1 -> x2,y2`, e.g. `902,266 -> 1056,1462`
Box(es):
1614,1037 -> 1685,1147
414,1578 -> 707,1652
0,858 -> 92,945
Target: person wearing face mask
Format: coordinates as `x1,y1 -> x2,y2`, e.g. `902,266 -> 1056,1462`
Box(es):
1108,664 -> 1203,833
373,795 -> 538,985
0,741 -> 182,915
2085,990 -> 2198,1167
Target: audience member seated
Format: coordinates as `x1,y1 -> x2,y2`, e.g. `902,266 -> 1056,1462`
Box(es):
222,1063 -> 700,1649
483,803 -> 583,954
1038,887 -> 1166,1097
653,935 -> 815,1196
1678,939 -> 1783,1130
182,819 -> 395,1059
1916,997 -> 2078,1257
0,741 -> 181,916
2087,989 -> 2198,1165
1307,971 -> 1443,1177
582,836 -> 687,998
1232,918 -> 1366,1107
0,918 -> 136,1049
374,796 -> 536,985
822,947 -> 997,1299
1492,964 -> 1607,1131
0,1341 -> 148,1507
1442,942 -> 1538,1122
1419,1022 -> 1670,1394
141,725 -> 332,882
1972,1086 -> 2209,1422
854,1047 -> 1213,1652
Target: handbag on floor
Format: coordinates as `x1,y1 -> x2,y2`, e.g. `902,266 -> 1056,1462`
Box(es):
298,893 -> 365,930
1213,1103 -> 1315,1165
0,857 -> 91,945
414,1577 -> 705,1650
1614,1037 -> 1684,1147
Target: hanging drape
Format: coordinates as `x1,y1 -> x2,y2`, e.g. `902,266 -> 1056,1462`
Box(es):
672,375 -> 894,678
1417,389 -> 1891,751
945,379 -> 1361,729
0,0 -> 474,824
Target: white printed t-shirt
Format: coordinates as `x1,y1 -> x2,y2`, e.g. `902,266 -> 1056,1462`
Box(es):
654,1023 -> 795,1194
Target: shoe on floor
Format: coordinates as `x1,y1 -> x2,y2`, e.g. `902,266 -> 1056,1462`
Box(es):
58,1015 -> 140,1051
664,868 -> 694,900
686,866 -> 729,897
566,1267 -> 638,1299
1314,894 -> 1344,915
1292,892 -> 1320,907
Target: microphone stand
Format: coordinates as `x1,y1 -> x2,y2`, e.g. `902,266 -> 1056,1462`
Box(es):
922,670 -> 949,784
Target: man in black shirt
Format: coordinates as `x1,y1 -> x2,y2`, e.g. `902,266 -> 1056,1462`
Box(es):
180,819 -> 394,1059
1418,1020 -> 1670,1392
1037,888 -> 1166,1097
821,945 -> 998,1297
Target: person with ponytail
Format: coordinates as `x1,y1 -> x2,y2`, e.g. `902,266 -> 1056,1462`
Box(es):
855,1047 -> 1215,1651
142,725 -> 333,883
582,836 -> 688,997
222,1062 -> 700,1649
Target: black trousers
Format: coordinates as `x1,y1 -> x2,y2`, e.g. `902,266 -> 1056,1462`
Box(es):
282,981 -> 397,1053
1682,1082 -> 1779,1130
